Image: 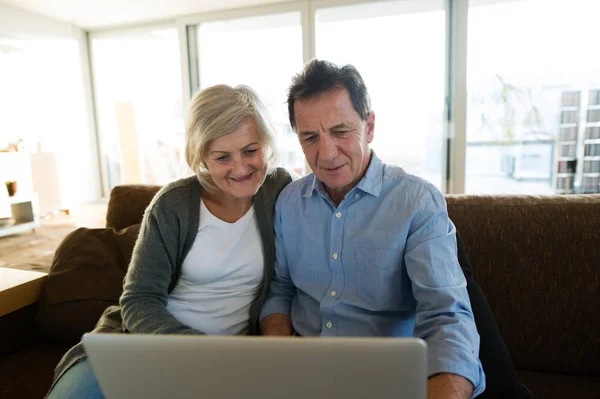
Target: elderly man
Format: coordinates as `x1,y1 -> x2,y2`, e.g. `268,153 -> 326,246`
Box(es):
260,59 -> 486,398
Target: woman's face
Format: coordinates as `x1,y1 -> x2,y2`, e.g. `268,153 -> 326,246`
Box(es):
203,118 -> 268,203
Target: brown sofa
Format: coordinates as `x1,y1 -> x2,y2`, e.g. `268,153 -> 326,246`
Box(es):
0,185 -> 598,399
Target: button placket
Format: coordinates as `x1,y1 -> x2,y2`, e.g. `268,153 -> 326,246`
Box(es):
325,201 -> 349,336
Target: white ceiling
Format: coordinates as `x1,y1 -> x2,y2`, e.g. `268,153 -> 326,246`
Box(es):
0,0 -> 294,30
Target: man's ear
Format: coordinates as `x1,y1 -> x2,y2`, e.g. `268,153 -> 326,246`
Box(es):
365,111 -> 375,144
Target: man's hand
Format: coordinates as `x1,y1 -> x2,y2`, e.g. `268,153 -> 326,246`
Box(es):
260,314 -> 294,336
428,373 -> 473,399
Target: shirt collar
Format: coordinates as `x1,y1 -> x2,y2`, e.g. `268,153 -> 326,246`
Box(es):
301,150 -> 384,198
355,151 -> 384,197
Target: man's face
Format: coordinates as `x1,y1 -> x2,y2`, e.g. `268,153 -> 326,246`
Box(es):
294,88 -> 374,202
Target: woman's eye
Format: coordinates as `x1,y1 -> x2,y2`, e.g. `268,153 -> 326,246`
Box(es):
216,156 -> 229,162
245,149 -> 258,155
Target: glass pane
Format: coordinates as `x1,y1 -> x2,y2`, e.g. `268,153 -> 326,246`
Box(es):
466,0 -> 600,194
197,12 -> 305,176
91,28 -> 186,190
0,37 -> 98,205
316,0 -> 447,190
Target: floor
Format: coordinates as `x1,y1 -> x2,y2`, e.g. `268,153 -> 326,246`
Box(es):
0,202 -> 108,272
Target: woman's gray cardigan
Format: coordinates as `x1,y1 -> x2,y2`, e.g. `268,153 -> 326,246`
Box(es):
49,168 -> 292,391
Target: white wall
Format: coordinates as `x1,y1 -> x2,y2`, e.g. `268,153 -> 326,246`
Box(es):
0,3 -> 103,206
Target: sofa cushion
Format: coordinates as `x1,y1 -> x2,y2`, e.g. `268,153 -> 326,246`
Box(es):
35,224 -> 140,344
456,232 -> 532,398
446,194 -> 600,375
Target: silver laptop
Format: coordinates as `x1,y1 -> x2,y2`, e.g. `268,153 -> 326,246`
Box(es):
83,333 -> 427,399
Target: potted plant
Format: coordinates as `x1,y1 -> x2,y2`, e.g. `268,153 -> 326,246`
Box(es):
5,180 -> 17,197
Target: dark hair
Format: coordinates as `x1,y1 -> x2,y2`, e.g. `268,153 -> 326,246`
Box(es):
287,59 -> 371,130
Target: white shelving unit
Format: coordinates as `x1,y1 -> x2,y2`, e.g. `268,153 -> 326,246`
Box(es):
0,195 -> 41,238
555,91 -> 580,193
555,88 -> 600,194
0,152 -> 41,237
582,89 -> 600,193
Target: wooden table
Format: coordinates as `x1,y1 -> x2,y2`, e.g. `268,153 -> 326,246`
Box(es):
0,268 -> 47,317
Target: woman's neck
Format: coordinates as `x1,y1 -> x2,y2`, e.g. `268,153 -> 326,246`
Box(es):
201,191 -> 253,223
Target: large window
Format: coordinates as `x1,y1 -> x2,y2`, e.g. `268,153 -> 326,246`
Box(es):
0,36 -> 100,205
316,0 -> 447,190
0,38 -> 88,155
466,0 -> 600,194
83,0 -> 600,195
91,28 -> 186,191
196,11 -> 305,176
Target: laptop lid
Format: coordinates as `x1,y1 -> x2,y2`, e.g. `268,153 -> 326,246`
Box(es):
83,333 -> 427,399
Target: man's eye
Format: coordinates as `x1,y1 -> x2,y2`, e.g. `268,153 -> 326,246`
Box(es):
334,130 -> 350,136
303,135 -> 317,143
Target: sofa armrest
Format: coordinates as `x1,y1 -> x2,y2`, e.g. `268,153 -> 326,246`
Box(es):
0,269 -> 47,357
0,303 -> 39,356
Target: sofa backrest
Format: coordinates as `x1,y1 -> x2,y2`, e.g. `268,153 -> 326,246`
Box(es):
107,185 -> 600,375
447,194 -> 600,375
106,185 -> 161,231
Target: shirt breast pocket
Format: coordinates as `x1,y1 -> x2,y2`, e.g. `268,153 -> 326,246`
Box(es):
287,223 -> 330,291
355,247 -> 403,310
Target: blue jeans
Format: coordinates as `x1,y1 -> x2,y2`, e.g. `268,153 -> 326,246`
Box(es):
47,358 -> 104,399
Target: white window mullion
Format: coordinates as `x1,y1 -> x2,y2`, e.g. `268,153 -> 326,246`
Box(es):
447,0 -> 469,194
177,23 -> 193,114
303,1 -> 315,63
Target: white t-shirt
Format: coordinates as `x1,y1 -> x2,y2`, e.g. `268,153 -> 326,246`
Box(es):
166,199 -> 264,335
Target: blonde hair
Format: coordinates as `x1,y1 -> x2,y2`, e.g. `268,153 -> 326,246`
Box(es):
185,84 -> 278,192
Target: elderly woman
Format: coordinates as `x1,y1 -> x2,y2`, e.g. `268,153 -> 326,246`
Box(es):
47,84 -> 292,398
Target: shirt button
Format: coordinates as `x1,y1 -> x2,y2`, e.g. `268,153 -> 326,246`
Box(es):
335,212 -> 342,219
326,321 -> 333,328
355,193 -> 360,198
330,290 -> 337,297
332,252 -> 338,260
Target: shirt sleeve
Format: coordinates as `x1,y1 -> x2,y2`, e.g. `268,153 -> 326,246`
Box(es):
404,189 -> 486,397
259,197 -> 296,321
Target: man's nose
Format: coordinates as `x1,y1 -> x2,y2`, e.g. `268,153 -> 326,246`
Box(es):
318,133 -> 338,161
